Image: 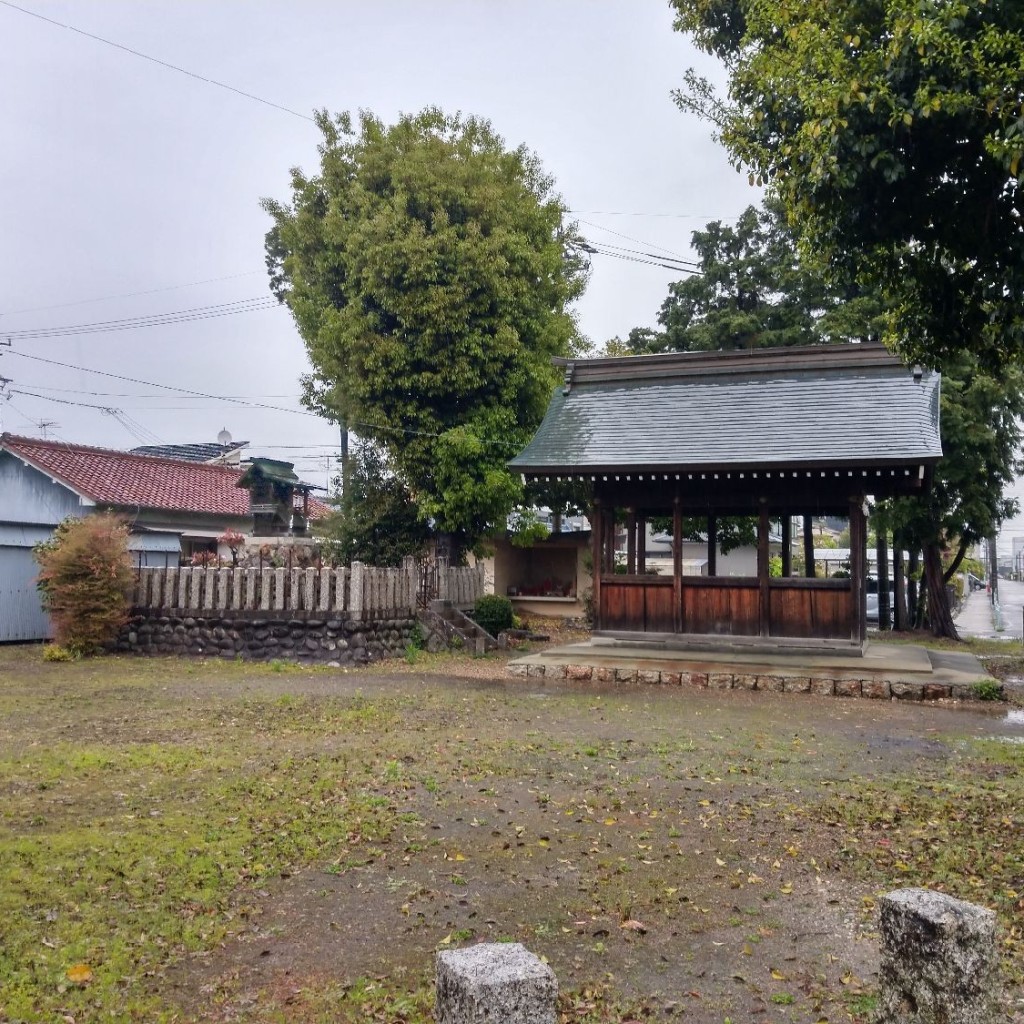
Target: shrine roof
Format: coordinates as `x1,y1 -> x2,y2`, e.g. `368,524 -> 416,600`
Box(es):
510,343 -> 941,476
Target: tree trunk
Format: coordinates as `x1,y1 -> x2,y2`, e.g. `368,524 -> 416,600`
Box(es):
942,537 -> 969,584
907,549 -> 920,628
875,528 -> 891,631
892,539 -> 907,631
923,541 -> 959,639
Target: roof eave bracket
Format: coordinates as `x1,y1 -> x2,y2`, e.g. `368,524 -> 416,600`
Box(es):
562,361 -> 576,396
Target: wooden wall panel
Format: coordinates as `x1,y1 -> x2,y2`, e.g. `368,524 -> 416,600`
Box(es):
681,583 -> 759,635
645,583 -> 675,632
769,584 -> 853,639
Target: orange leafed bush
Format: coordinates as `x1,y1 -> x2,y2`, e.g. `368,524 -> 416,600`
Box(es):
34,514 -> 134,656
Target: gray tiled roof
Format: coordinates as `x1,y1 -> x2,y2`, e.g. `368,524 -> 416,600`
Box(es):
130,441 -> 247,462
510,345 -> 941,473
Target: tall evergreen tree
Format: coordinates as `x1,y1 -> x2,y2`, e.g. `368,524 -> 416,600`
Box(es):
263,108 -> 588,559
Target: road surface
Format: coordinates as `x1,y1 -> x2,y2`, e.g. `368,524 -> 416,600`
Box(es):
993,576 -> 1024,641
954,586 -> 998,639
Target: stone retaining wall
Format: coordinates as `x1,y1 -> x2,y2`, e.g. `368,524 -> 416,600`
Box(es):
508,662 -> 991,701
115,608 -> 419,666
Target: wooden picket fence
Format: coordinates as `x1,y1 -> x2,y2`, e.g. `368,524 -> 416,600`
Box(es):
131,558 -> 485,617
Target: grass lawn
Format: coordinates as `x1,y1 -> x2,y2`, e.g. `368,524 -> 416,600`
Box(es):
0,643 -> 1021,1023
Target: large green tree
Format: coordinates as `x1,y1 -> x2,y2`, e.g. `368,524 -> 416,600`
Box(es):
617,198 -> 884,354
263,108 -> 588,559
670,0 -> 1024,370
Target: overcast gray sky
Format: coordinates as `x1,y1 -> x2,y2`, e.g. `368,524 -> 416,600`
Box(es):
1,1 -> 758,486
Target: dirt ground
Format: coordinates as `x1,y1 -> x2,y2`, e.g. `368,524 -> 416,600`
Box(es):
1,643 -> 1022,1023
172,671 -> 1021,1023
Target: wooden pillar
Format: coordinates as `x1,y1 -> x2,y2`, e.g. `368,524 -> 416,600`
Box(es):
626,508 -> 637,575
803,514 -> 815,578
636,516 -> 646,575
707,514 -> 718,577
781,515 -> 792,577
591,500 -> 603,631
758,501 -> 770,637
673,497 -> 683,634
849,498 -> 867,643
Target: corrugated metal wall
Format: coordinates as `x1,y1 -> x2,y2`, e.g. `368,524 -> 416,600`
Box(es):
0,545 -> 51,642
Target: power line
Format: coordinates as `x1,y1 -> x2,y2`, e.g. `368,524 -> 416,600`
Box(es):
1,270 -> 265,317
6,358 -> 524,449
4,350 -> 320,417
15,383 -> 301,399
575,218 -> 693,263
569,209 -> 743,219
577,241 -> 702,275
582,237 -> 701,269
0,0 -> 315,123
2,296 -> 278,340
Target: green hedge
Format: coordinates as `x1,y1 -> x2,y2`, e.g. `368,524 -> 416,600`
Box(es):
472,594 -> 514,637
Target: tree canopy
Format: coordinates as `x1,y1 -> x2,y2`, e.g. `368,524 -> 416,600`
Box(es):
615,199 -> 883,355
263,108 -> 588,556
670,0 -> 1024,369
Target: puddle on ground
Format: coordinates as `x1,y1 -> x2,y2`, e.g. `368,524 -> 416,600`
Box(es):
997,706 -> 1024,743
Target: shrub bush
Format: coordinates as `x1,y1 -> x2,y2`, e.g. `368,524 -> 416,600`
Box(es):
972,679 -> 1004,702
34,514 -> 134,656
472,594 -> 514,638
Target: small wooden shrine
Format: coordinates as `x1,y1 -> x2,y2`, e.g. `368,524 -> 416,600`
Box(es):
510,343 -> 941,653
237,458 -> 312,536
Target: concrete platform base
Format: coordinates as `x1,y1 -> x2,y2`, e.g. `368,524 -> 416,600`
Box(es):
507,640 -> 998,702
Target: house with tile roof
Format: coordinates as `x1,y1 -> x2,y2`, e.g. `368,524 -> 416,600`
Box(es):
0,433 -> 329,642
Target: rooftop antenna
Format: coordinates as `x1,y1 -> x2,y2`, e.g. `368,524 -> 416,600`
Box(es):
36,419 -> 58,439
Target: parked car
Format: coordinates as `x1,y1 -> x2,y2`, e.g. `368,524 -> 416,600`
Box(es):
866,576 -> 896,623
966,573 -> 984,592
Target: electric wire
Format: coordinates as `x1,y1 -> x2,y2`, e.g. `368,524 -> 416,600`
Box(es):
0,0 -> 316,122
2,296 -> 279,339
1,270 -> 265,316
574,217 -> 694,263
4,352 -> 524,448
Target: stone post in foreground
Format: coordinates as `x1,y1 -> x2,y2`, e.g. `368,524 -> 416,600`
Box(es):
436,943 -> 557,1024
878,888 -> 998,1024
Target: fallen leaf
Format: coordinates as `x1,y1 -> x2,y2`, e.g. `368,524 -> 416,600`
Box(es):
620,919 -> 647,933
66,964 -> 92,985
770,968 -> 787,981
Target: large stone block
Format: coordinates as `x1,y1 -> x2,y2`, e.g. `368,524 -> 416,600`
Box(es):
436,942 -> 557,1024
834,678 -> 862,698
809,676 -> 835,696
782,676 -> 812,693
862,678 -> 891,699
877,888 -> 998,1024
565,664 -> 594,681
733,673 -> 758,690
891,681 -> 924,701
637,669 -> 662,685
758,674 -> 785,693
708,672 -> 734,689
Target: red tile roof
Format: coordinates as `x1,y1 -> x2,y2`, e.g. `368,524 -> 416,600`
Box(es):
1,433 -> 331,519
